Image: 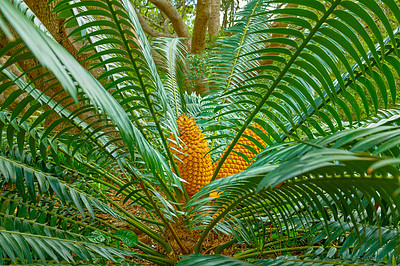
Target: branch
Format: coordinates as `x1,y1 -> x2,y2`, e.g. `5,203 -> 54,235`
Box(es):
163,18 -> 170,34
143,14 -> 164,31
176,0 -> 184,9
149,0 -> 190,38
135,8 -> 174,38
181,0 -> 187,18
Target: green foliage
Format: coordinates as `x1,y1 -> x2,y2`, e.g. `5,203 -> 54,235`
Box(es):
184,51 -> 212,92
113,229 -> 138,247
0,0 -> 400,265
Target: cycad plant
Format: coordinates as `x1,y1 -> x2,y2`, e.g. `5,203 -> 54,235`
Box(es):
1,0 -> 400,264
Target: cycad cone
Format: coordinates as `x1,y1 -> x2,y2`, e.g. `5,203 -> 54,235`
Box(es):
169,114 -> 213,196
214,123 -> 267,179
213,124 -> 284,190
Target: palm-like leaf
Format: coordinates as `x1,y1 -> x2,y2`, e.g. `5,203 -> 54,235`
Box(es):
204,0 -> 268,152
152,37 -> 188,115
55,0 -> 182,178
0,110 -> 167,262
0,0 -> 186,193
187,2 -> 400,258
207,0 -> 400,180
178,254 -> 388,265
0,0 -> 176,262
190,126 -> 400,260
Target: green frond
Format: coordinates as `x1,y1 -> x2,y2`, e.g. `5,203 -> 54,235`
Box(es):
0,187 -> 136,264
54,0 -> 182,179
177,255 -> 252,266
206,0 -> 400,180
178,254 -> 390,265
0,0 -> 183,193
190,126 -> 400,258
9,0 -> 53,37
0,155 -> 122,219
0,65 -> 123,164
2,0 -> 400,264
0,109 -> 169,254
152,37 -> 188,115
0,229 -> 133,264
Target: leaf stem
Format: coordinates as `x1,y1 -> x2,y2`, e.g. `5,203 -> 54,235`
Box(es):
194,191 -> 256,253
141,181 -> 189,255
234,245 -> 342,260
234,235 -> 303,259
102,193 -> 172,253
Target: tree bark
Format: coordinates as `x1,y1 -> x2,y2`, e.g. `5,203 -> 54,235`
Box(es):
0,56 -> 29,113
135,8 -> 174,38
191,0 -> 211,54
208,0 -> 220,40
0,0 -> 100,129
24,0 -> 82,61
149,0 -> 190,39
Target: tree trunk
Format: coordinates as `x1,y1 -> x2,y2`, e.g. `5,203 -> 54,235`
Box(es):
191,0 -> 211,54
0,56 -> 29,113
0,0 -> 101,129
208,0 -> 220,40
